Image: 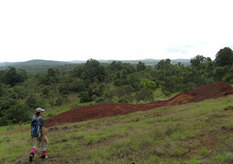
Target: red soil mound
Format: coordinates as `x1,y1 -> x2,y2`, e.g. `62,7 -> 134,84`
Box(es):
46,82 -> 233,127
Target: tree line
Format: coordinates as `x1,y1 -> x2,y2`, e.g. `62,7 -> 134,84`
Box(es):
0,47 -> 233,125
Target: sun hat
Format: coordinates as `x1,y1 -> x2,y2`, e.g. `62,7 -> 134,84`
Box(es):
36,108 -> 45,112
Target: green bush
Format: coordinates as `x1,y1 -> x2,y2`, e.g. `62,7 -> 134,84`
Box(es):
58,84 -> 70,95
26,95 -> 38,109
69,78 -> 87,92
136,88 -> 154,102
0,102 -> 32,125
80,91 -> 93,103
56,96 -> 68,106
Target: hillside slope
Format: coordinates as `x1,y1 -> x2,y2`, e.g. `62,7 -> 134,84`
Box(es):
1,95 -> 233,163
46,82 -> 233,127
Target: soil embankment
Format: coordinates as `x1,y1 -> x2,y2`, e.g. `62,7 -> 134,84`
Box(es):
46,82 -> 233,127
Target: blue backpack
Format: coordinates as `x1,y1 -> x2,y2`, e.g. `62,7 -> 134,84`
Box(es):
31,117 -> 42,137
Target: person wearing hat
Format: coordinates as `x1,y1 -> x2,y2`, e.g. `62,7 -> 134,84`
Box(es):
29,108 -> 48,162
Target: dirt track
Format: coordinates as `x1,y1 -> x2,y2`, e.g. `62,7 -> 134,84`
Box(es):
46,82 -> 233,127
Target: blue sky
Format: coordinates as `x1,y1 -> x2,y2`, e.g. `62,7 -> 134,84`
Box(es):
0,0 -> 233,62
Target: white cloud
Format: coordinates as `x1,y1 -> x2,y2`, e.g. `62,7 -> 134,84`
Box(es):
0,0 -> 233,62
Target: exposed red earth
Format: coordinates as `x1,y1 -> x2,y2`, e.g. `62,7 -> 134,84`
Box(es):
46,82 -> 233,127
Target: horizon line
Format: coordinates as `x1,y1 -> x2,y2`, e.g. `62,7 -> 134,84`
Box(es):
0,58 -> 191,63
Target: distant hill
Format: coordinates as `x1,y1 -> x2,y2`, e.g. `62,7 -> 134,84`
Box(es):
0,59 -> 73,67
95,59 -> 190,66
0,60 -> 77,75
0,62 -> 17,67
0,59 -> 190,75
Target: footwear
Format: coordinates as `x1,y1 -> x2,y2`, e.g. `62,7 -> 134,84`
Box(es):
41,155 -> 46,159
41,151 -> 46,159
29,153 -> 34,162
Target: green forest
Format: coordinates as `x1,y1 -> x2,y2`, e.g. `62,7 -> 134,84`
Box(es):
0,47 -> 233,126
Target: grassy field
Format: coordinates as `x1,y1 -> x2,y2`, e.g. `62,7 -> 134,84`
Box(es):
0,95 -> 233,164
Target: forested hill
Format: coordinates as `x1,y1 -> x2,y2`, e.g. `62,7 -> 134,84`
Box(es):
0,59 -> 73,67
0,47 -> 233,126
0,59 -> 190,75
0,60 -> 76,75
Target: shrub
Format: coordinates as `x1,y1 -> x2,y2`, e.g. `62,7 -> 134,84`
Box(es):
0,102 -> 32,125
69,78 -> 86,92
26,95 -> 38,109
136,88 -> 154,102
80,91 -> 93,103
56,96 -> 68,106
42,87 -> 50,96
58,84 -> 69,95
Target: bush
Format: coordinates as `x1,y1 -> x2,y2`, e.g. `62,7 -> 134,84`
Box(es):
42,87 -> 50,96
69,78 -> 87,92
95,97 -> 105,104
56,96 -> 68,106
136,88 -> 154,102
80,90 -> 93,103
10,86 -> 27,99
0,97 -> 17,111
58,84 -> 69,95
0,102 -> 32,125
26,95 -> 38,109
117,96 -> 129,103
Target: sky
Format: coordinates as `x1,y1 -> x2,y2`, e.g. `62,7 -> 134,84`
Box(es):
0,0 -> 233,62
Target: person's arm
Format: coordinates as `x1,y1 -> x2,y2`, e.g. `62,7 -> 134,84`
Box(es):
40,117 -> 47,140
31,126 -> 33,138
42,127 -> 46,140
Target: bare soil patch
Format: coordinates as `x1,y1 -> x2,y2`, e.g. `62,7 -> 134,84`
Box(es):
46,82 -> 233,127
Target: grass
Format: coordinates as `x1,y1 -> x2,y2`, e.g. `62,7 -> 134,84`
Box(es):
153,88 -> 179,100
43,94 -> 97,119
0,95 -> 233,163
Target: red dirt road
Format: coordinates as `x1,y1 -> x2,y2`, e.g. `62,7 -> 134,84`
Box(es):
46,82 -> 233,127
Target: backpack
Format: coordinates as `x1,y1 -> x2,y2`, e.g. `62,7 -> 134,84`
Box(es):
31,117 -> 42,137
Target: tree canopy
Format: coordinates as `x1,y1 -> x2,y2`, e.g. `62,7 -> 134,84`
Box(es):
215,47 -> 233,66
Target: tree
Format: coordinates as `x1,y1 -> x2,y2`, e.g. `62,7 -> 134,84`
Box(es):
190,55 -> 208,68
0,71 -> 4,83
83,59 -> 105,82
215,47 -> 233,66
72,65 -> 83,77
137,62 -> 146,71
11,86 -> 27,99
142,79 -> 157,90
222,67 -> 233,84
47,68 -> 59,83
214,66 -> 229,81
156,59 -> 171,70
58,84 -> 69,95
0,83 -> 4,97
108,61 -> 123,71
26,95 -> 38,109
2,67 -> 27,86
17,69 -> 28,82
69,78 -> 87,92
